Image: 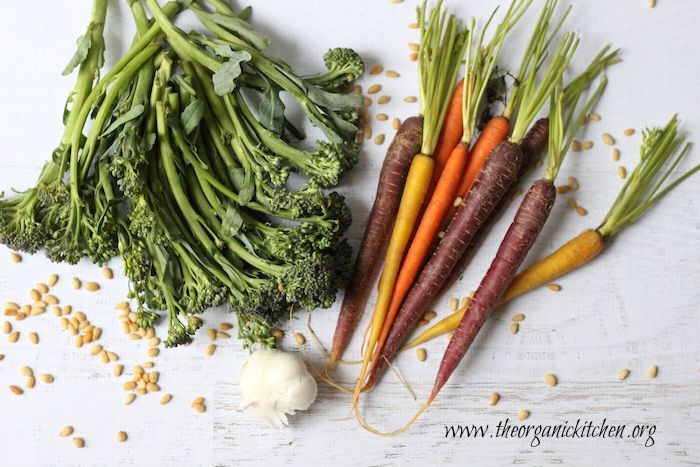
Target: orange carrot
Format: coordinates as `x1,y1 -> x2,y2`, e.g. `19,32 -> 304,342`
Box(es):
428,79 -> 465,189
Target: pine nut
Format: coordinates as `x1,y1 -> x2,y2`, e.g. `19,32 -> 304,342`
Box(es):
403,96 -> 417,103
408,53 -> 418,62
547,284 -> 562,292
571,140 -> 582,152
10,252 -> 22,263
37,283 -> 49,294
26,376 -> 36,389
99,350 -> 110,364
146,382 -> 160,392
567,198 -> 578,209
62,305 -> 72,315
147,347 -> 160,357
408,22 -> 419,29
40,374 -> 55,384
367,84 -> 381,94
90,344 -> 103,356
116,431 -> 127,442
511,313 -> 525,322
518,410 -> 530,421
59,426 -> 74,437
9,385 -> 23,395
618,369 -> 630,381
423,310 -> 437,321
385,70 -> 400,78
148,337 -> 161,347
219,322 -> 233,331
556,185 -> 571,194
85,282 -> 100,292
393,118 -> 400,130
270,328 -> 284,339
205,344 -> 216,356
71,277 -> 81,289
376,112 -> 388,121
9,331 -> 20,343
113,364 -> 124,377
510,323 -> 519,334
488,392 -> 500,406
646,365 -> 658,379
107,351 -> 118,362
102,267 -> 114,279
544,374 -> 558,387
568,176 -> 579,190
115,301 -> 130,310
123,381 -> 137,391
576,206 -> 588,217
369,65 -> 383,75
294,332 -> 306,345
21,366 -> 33,377
588,112 -> 601,121
29,332 -> 39,345
160,394 -> 173,405
408,43 -> 419,51
418,318 -> 429,326
72,437 -> 85,448
581,141 -> 594,150
377,95 -> 391,105
617,166 -> 627,179
192,396 -> 205,405
125,393 -> 136,405
602,133 -> 615,146
374,134 -> 386,145
623,128 -> 635,136
193,403 -> 206,413
1,321 -> 10,334
48,274 -> 59,287
30,289 -> 41,301
416,348 -> 427,362
648,0 -> 656,8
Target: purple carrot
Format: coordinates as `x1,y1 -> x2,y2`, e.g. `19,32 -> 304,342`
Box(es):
328,116 -> 423,368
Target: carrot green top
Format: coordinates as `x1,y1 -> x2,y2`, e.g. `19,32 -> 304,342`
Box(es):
598,116 -> 699,238
460,0 -> 531,144
417,0 -> 469,155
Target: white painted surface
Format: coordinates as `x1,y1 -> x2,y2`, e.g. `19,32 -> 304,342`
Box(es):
1,1 -> 699,466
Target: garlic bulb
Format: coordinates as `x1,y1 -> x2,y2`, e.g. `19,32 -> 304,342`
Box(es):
240,348 -> 318,428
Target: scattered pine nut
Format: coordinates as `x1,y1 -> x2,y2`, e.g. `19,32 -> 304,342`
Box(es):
408,22 -> 419,29
488,392 -> 500,406
376,112 -> 388,121
581,141 -> 594,150
40,374 -> 55,384
618,369 -> 630,381
511,313 -> 525,322
71,277 -> 81,289
461,297 -> 470,309
26,376 -> 36,389
385,70 -> 400,78
148,337 -> 161,347
510,323 -> 519,335
518,410 -> 530,421
408,53 -> 418,62
9,331 -> 20,343
544,374 -> 558,387
107,351 -> 119,362
547,284 -> 562,292
648,0 -> 656,8
416,348 -> 427,362
0,354 -> 4,361
392,118 -> 401,130
147,347 -> 160,358
10,252 -> 22,263
372,133 -> 385,145
207,328 -> 217,341
571,140 -> 582,152
62,305 -> 72,316
29,332 -> 39,345
21,366 -> 33,377
363,124 -> 372,140
160,393 -> 173,405
369,65 -> 383,75
219,322 -> 233,331
102,267 -> 114,279
117,431 -> 127,443
646,365 -> 658,379
567,198 -> 578,209
576,206 -> 588,217
72,437 -> 85,448
403,96 -> 417,103
123,381 -> 137,391
193,403 -> 206,413
192,396 -> 205,405
2,321 -> 10,334
367,84 -> 381,94
377,95 -> 391,105
125,393 -> 136,405
5,302 -> 19,311
423,310 -> 437,321
623,128 -> 635,136
74,336 -> 84,348
205,344 -> 216,356
99,350 -> 110,364
30,307 -> 46,316
568,176 -> 579,191
294,332 -> 306,345
15,312 -> 27,321
59,426 -> 74,437
115,301 -> 130,310
408,43 -> 419,52
48,274 -> 59,287
37,283 -> 49,294
113,364 -> 124,377
146,382 -> 161,392
602,133 -> 615,146
588,112 -> 601,121
617,166 -> 627,179
85,282 -> 100,292
10,385 -> 23,395
556,185 -> 571,194
418,318 -> 429,326
30,289 -> 41,301
271,328 -> 284,339
452,196 -> 463,208
449,298 -> 459,311
90,344 -> 103,356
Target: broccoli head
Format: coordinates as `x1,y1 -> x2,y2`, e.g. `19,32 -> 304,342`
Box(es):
306,48 -> 365,92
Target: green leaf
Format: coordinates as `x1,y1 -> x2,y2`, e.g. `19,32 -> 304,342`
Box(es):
259,85 -> 285,134
212,51 -> 252,96
62,31 -> 92,76
221,204 -> 244,238
181,100 -> 205,135
306,85 -> 364,109
100,104 -> 144,137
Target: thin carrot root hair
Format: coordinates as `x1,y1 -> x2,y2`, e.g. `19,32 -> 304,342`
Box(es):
355,397 -> 434,437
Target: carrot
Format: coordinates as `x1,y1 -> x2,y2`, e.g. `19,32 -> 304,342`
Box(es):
328,116 -> 423,367
351,0 -> 469,405
424,73 -> 609,428
429,79 -> 465,185
365,12 -> 579,390
367,3 -> 531,373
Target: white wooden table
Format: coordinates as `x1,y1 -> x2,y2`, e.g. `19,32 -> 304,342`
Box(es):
1,1 -> 699,466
